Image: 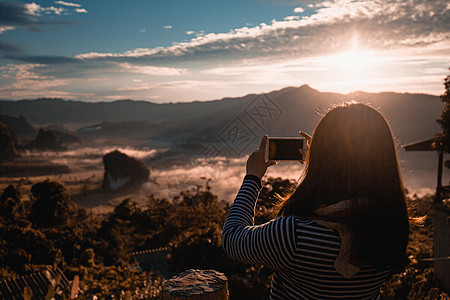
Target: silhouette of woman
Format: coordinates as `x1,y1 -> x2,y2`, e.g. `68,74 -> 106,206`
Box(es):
222,103 -> 409,299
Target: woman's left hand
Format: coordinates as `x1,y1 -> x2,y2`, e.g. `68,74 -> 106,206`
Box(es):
298,131 -> 312,164
246,135 -> 277,179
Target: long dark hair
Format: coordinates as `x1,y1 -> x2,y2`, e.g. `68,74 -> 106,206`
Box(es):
278,103 -> 409,270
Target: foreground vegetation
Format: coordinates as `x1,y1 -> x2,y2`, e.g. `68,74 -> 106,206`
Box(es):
0,178 -> 448,299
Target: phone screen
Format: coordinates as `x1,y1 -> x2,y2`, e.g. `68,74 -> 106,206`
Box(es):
267,138 -> 304,161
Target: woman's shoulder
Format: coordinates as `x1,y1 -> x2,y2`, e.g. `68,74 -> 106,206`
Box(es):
291,217 -> 340,235
267,216 -> 340,238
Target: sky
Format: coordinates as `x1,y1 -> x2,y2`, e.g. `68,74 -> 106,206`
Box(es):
0,0 -> 449,103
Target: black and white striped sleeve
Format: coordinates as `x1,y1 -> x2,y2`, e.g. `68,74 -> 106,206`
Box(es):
221,175 -> 297,271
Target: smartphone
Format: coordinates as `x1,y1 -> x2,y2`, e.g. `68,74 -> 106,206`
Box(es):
265,137 -> 304,162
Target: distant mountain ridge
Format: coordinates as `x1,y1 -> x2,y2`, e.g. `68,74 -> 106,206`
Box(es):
0,85 -> 443,148
0,113 -> 37,139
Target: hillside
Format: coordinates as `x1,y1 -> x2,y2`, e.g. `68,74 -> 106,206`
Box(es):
0,113 -> 37,142
0,85 -> 443,149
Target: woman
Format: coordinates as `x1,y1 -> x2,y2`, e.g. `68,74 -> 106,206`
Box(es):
222,103 -> 409,299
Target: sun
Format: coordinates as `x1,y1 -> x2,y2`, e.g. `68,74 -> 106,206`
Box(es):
335,50 -> 372,71
321,48 -> 386,92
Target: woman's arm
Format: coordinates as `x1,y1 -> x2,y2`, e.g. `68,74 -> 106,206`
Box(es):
221,137 -> 296,270
221,175 -> 296,270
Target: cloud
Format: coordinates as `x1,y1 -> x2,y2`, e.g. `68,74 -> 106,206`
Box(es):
0,26 -> 15,34
163,25 -> 173,29
0,56 -> 187,100
293,7 -> 304,13
140,28 -> 146,33
54,1 -> 81,7
0,63 -> 101,100
115,85 -> 158,92
147,157 -> 304,202
118,63 -> 187,76
0,41 -> 23,54
23,2 -> 41,16
72,0 -> 450,66
4,54 -> 81,65
45,6 -> 67,15
0,64 -> 73,91
0,1 -> 73,30
1,0 -> 449,100
25,3 -> 67,16
54,1 -> 87,13
284,15 -> 300,21
0,2 -> 39,26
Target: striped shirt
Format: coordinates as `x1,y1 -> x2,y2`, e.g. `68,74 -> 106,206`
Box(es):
222,175 -> 392,300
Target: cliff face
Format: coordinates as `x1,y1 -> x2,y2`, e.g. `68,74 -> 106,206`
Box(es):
26,129 -> 68,151
102,150 -> 150,191
0,113 -> 37,142
0,122 -> 18,162
50,129 -> 81,145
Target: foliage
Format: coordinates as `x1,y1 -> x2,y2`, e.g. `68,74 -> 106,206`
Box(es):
437,69 -> 450,162
29,180 -> 74,228
381,195 -> 449,299
0,178 -> 448,299
255,177 -> 296,224
71,265 -> 163,299
0,185 -> 25,223
381,267 -> 449,300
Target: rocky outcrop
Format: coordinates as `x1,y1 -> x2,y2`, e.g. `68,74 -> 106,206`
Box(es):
43,127 -> 81,145
26,129 -> 68,151
162,269 -> 229,299
102,150 -> 150,191
0,113 -> 37,142
52,130 -> 80,145
0,122 -> 18,162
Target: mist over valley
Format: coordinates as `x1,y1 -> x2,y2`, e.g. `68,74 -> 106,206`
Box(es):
1,85 -> 447,212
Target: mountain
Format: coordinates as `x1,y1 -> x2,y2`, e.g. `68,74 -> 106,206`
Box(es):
0,85 -> 443,149
0,113 -> 37,142
0,122 -> 18,162
76,120 -> 160,144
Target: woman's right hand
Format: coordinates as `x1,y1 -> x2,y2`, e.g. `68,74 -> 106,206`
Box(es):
246,135 -> 277,179
299,131 -> 311,164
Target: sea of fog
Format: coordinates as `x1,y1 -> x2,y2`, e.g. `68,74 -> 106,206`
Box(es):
12,146 -> 449,213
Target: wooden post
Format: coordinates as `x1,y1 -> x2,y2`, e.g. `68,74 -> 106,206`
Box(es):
434,141 -> 449,295
433,201 -> 450,294
436,150 -> 444,203
162,269 -> 229,300
403,139 -> 449,293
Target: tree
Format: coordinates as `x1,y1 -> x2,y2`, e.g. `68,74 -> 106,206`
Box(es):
0,185 -> 25,223
29,180 -> 71,228
437,69 -> 450,160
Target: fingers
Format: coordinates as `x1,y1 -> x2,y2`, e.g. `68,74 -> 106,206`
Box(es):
299,131 -> 312,151
259,135 -> 268,151
298,148 -> 306,165
267,160 -> 277,167
299,145 -> 308,165
299,131 -> 312,141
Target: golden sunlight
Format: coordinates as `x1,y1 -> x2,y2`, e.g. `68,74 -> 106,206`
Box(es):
324,49 -> 387,92
335,50 -> 372,71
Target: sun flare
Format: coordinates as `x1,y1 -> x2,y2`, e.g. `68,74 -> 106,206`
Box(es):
322,49 -> 387,92
336,50 -> 372,70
